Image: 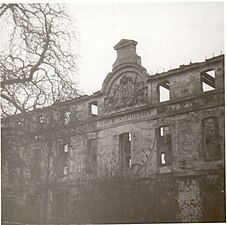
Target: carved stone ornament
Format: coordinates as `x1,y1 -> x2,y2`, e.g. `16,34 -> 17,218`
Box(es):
104,72 -> 147,112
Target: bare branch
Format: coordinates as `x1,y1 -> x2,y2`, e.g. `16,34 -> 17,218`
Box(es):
0,3 -> 79,116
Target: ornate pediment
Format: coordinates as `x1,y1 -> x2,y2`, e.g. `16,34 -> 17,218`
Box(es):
104,72 -> 148,112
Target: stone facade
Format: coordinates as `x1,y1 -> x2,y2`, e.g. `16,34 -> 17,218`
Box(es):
1,39 -> 225,224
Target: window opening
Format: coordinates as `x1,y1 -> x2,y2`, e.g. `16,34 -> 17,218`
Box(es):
34,135 -> 42,140
86,139 -> 97,174
157,126 -> 172,166
57,143 -> 69,177
129,158 -> 132,168
63,166 -> 68,175
90,101 -> 98,116
63,144 -> 69,153
129,133 -> 132,141
119,133 -> 132,169
63,110 -> 70,125
201,69 -> 215,92
16,120 -> 23,127
31,149 -> 41,180
161,152 -> 166,165
59,143 -> 70,155
39,114 -> 45,123
159,81 -> 170,102
203,117 -> 221,160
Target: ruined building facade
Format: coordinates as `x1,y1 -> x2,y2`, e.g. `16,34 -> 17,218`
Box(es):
1,39 -> 225,223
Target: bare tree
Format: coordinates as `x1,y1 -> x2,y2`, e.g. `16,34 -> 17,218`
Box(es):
0,3 -> 79,117
1,104 -> 75,223
0,4 -> 80,223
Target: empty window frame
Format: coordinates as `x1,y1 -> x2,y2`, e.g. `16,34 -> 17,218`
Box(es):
90,101 -> 98,116
63,143 -> 69,153
60,143 -> 70,156
202,117 -> 222,161
201,69 -> 216,92
119,133 -> 132,169
57,143 -> 70,176
31,149 -> 41,180
86,139 -> 97,173
34,134 -> 42,140
161,152 -> 166,165
63,166 -> 68,175
16,120 -> 23,127
158,81 -> 170,102
157,126 -> 172,166
39,114 -> 45,123
63,110 -> 70,125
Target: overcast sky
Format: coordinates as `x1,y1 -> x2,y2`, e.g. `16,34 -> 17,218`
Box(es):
68,2 -> 224,95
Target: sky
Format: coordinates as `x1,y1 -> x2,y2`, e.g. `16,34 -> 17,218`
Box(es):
67,2 -> 224,95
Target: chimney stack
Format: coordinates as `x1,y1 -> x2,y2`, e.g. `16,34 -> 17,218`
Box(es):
112,39 -> 141,69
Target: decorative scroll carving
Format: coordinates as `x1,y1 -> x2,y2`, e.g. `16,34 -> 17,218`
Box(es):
104,72 -> 147,112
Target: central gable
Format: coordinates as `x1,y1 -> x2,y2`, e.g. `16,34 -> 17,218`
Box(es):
100,39 -> 150,113
100,39 -> 149,113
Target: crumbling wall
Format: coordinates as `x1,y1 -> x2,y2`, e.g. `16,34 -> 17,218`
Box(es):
177,178 -> 202,222
1,39 -> 224,224
96,120 -> 157,176
150,57 -> 224,105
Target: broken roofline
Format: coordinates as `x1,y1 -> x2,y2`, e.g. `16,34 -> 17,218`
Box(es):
90,53 -> 224,97
148,54 -> 224,81
2,52 -> 224,120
